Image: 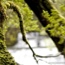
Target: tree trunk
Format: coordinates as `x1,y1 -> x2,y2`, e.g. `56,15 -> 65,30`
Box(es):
0,2 -> 16,65
25,0 -> 65,57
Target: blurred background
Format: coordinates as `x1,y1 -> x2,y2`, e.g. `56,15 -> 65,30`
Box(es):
2,0 -> 65,65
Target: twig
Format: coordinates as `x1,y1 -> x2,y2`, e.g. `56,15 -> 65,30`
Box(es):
19,16 -> 61,62
38,59 -> 52,65
6,2 -> 62,63
36,53 -> 61,58
20,19 -> 38,63
6,1 -> 38,63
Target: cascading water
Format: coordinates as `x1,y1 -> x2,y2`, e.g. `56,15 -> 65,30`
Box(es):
8,32 -> 65,65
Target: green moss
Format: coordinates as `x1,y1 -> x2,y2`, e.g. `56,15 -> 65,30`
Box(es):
0,34 -> 16,65
43,10 -> 65,44
0,50 -> 16,65
0,28 -> 16,65
0,2 -> 17,65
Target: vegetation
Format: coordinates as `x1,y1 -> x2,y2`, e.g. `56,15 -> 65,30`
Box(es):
0,1 -> 16,65
24,0 -> 65,56
0,0 -> 40,64
4,0 -> 40,46
0,0 -> 65,64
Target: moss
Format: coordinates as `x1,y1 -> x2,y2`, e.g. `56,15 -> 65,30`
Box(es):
0,35 -> 16,65
0,50 -> 16,65
0,2 -> 16,64
0,29 -> 16,65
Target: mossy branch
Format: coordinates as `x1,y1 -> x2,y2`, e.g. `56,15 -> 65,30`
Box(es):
0,2 -> 16,65
6,1 -> 38,63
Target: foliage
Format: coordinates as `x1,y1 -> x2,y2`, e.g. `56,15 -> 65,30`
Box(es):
1,0 -> 65,48
0,0 -> 65,64
4,0 -> 40,32
1,0 -> 65,47
2,0 -> 40,45
1,0 -> 40,46
52,0 -> 65,17
43,9 -> 65,44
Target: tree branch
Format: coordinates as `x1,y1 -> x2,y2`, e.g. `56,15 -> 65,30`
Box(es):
6,1 -> 64,63
24,0 -> 65,57
6,1 -> 38,63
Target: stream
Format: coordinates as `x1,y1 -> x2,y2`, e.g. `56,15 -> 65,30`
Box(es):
8,32 -> 65,65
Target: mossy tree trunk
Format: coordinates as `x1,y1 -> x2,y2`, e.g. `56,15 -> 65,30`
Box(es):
0,2 -> 16,65
25,0 -> 65,57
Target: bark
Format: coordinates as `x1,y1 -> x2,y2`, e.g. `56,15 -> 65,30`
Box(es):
24,0 -> 65,56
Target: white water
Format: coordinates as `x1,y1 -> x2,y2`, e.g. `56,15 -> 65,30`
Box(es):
8,32 -> 65,65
